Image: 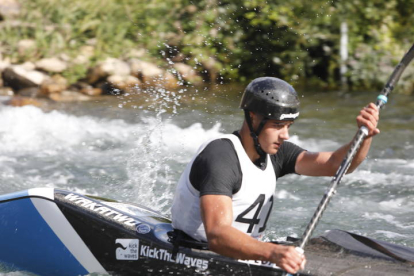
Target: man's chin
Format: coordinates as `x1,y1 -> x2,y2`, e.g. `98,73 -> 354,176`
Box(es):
266,148 -> 279,155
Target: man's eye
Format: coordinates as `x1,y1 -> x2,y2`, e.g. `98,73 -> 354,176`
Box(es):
273,123 -> 292,128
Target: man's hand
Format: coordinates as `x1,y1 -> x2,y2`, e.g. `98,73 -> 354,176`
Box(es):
357,103 -> 380,138
266,244 -> 306,274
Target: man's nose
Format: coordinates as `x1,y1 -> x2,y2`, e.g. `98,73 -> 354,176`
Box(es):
280,126 -> 290,140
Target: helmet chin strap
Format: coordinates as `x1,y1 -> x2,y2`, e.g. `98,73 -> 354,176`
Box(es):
244,110 -> 268,158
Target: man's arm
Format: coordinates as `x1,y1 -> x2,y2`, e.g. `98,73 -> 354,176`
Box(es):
295,103 -> 379,176
200,194 -> 305,274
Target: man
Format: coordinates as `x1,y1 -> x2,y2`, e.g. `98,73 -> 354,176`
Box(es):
171,77 -> 379,274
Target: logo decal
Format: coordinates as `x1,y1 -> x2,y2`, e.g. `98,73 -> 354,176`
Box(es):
136,224 -> 151,234
238,259 -> 278,268
116,239 -> 139,260
280,112 -> 299,120
64,193 -> 138,227
113,239 -> 209,270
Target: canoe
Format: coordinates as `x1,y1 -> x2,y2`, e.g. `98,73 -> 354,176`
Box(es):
0,188 -> 413,275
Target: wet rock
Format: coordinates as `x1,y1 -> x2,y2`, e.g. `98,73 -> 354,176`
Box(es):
7,96 -> 41,107
49,90 -> 91,102
161,71 -> 179,89
81,87 -> 102,96
173,63 -> 202,85
71,82 -> 102,96
2,65 -> 49,91
87,58 -> 130,84
17,87 -> 40,97
40,75 -> 68,95
35,57 -> 68,73
96,82 -> 122,95
0,95 -> 11,104
129,59 -> 164,84
0,87 -> 13,96
107,75 -> 141,92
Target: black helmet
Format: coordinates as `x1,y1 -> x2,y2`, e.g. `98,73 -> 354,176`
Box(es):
240,77 -> 300,121
240,77 -> 300,159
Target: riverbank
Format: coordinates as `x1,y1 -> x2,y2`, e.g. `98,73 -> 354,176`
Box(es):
0,0 -> 207,106
0,52 -> 203,105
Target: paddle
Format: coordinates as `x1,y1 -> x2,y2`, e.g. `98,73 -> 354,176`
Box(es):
287,43 -> 414,273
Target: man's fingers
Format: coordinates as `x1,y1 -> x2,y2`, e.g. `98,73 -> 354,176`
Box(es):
282,261 -> 301,274
284,249 -> 305,273
300,259 -> 306,270
357,103 -> 380,137
360,107 -> 379,122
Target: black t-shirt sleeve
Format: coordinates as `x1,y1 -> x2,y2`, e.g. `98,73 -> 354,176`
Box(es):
189,139 -> 242,197
271,141 -> 305,179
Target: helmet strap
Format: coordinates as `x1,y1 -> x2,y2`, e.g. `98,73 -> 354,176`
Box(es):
244,110 -> 268,158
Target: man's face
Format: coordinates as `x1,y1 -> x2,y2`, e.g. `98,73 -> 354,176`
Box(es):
257,118 -> 293,155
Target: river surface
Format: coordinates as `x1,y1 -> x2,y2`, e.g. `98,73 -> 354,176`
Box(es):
1,84 -> 414,275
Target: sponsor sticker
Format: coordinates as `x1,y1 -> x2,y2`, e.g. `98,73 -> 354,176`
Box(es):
238,259 -> 279,268
64,193 -> 138,227
116,239 -> 139,260
136,223 -> 151,234
140,244 -> 209,270
114,238 -> 209,270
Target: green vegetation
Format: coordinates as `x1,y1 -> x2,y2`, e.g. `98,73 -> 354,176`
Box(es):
1,0 -> 414,92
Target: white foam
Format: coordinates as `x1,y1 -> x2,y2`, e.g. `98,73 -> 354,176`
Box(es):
374,230 -> 408,239
379,198 -> 414,212
275,189 -> 300,201
292,136 -> 340,152
0,106 -> 223,158
344,168 -> 414,187
363,212 -> 414,229
0,105 -> 134,153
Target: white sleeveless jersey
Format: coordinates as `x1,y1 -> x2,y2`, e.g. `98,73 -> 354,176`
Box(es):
171,134 -> 276,242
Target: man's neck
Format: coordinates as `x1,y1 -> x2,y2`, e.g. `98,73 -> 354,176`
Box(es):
238,122 -> 261,163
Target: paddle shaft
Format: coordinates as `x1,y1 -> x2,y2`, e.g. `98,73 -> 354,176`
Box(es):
298,43 -> 414,250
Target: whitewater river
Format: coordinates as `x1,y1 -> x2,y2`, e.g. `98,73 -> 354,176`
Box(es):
1,84 -> 414,274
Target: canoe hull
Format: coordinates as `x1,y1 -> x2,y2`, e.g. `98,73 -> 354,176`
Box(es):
0,188 -> 296,276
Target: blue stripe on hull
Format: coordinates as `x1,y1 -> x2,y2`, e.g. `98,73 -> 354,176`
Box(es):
0,190 -> 29,202
0,198 -> 89,276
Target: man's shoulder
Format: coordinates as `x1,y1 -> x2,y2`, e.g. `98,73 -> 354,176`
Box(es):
190,135 -> 242,195
200,136 -> 238,157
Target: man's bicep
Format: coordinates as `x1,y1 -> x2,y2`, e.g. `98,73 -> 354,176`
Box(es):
295,151 -> 335,176
200,195 -> 233,235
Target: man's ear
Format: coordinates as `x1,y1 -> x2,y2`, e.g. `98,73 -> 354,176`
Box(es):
249,111 -> 256,127
249,111 -> 263,127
